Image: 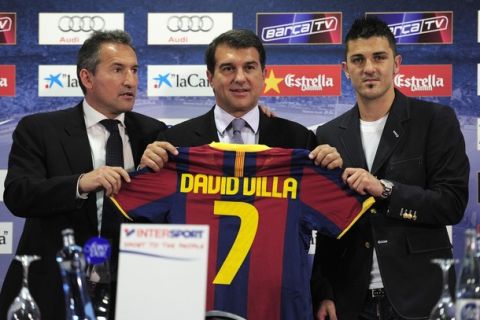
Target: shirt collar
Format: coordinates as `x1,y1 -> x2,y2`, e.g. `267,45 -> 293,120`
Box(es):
83,100 -> 126,129
214,105 -> 260,136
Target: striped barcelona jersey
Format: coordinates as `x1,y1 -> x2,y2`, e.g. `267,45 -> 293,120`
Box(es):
112,143 -> 374,320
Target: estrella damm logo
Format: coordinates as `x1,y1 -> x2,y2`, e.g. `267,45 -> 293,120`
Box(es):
394,65 -> 452,97
262,65 -> 342,96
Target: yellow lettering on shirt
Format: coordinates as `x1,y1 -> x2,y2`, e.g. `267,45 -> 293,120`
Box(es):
179,173 -> 297,199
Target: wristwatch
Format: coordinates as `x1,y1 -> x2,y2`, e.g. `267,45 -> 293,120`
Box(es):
379,179 -> 394,199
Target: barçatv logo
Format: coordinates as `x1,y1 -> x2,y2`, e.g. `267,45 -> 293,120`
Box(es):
0,16 -> 12,32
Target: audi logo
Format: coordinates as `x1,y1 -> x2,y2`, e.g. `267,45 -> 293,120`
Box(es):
167,15 -> 214,32
58,15 -> 106,32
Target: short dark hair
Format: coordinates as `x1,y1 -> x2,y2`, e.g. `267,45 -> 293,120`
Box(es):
77,30 -> 135,94
344,17 -> 397,58
205,29 -> 266,74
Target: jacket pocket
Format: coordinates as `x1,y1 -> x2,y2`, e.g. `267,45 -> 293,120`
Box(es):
386,156 -> 424,184
406,228 -> 452,254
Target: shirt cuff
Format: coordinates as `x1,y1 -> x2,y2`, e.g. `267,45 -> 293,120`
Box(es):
76,173 -> 89,199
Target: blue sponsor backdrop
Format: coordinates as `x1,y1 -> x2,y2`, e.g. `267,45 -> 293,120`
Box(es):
0,0 -> 479,290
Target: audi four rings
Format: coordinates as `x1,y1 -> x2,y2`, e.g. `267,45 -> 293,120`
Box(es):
167,15 -> 214,32
58,16 -> 106,32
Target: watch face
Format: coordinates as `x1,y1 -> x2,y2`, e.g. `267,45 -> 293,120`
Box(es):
380,179 -> 393,198
381,179 -> 393,188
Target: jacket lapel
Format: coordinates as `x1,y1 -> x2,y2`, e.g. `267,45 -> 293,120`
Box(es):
61,103 -> 98,228
193,107 -> 220,145
62,103 -> 94,174
370,91 -> 409,175
338,107 -> 368,169
258,110 -> 275,145
124,114 -> 142,166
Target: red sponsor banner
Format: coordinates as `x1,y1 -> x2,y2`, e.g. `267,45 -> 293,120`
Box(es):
394,65 -> 452,97
263,65 -> 341,96
0,65 -> 15,96
0,13 -> 16,45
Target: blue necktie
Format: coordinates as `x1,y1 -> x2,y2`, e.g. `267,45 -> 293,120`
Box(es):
231,118 -> 246,144
100,119 -> 124,168
99,119 -> 124,238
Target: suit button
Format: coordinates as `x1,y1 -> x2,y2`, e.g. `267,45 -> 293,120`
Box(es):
365,242 -> 371,249
370,208 -> 377,214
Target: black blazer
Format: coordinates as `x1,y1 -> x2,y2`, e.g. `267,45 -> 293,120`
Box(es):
162,106 -> 316,150
0,102 -> 166,320
311,90 -> 469,319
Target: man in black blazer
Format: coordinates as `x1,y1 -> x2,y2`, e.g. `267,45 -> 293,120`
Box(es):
310,17 -> 469,319
0,30 -> 167,320
141,29 -> 341,170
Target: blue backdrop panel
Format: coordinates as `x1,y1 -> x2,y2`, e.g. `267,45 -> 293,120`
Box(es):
0,0 -> 479,291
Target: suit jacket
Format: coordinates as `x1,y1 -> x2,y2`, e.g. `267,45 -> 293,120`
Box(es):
311,90 -> 469,319
162,106 -> 316,150
0,102 -> 166,320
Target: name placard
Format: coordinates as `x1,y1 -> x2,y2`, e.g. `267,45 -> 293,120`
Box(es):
115,224 -> 209,320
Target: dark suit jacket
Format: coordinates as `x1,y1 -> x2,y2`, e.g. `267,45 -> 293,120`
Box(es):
310,90 -> 469,319
0,102 -> 166,320
162,106 -> 316,150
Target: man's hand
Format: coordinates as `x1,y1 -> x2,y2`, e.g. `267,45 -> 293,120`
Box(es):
79,166 -> 131,197
140,141 -> 178,172
316,299 -> 337,320
309,144 -> 343,169
342,167 -> 383,197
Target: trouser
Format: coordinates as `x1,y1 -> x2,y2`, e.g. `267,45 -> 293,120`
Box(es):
358,288 -> 406,320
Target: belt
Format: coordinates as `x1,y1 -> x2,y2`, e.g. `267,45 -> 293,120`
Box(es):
368,288 -> 385,298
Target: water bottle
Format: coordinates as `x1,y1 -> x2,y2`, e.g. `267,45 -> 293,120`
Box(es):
456,228 -> 480,320
56,229 -> 96,320
84,236 -> 112,320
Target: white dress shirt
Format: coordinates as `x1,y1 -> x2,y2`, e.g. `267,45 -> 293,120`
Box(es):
214,105 -> 260,144
81,100 -> 134,233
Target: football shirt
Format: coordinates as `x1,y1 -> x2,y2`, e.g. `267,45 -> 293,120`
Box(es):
112,143 -> 374,320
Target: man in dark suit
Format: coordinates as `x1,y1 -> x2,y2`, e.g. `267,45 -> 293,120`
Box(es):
138,29 -> 343,319
0,30 -> 168,320
141,29 -> 341,170
310,17 -> 469,320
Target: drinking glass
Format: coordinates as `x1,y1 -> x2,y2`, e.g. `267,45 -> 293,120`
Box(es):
86,261 -> 111,320
429,258 -> 456,320
7,255 -> 42,320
